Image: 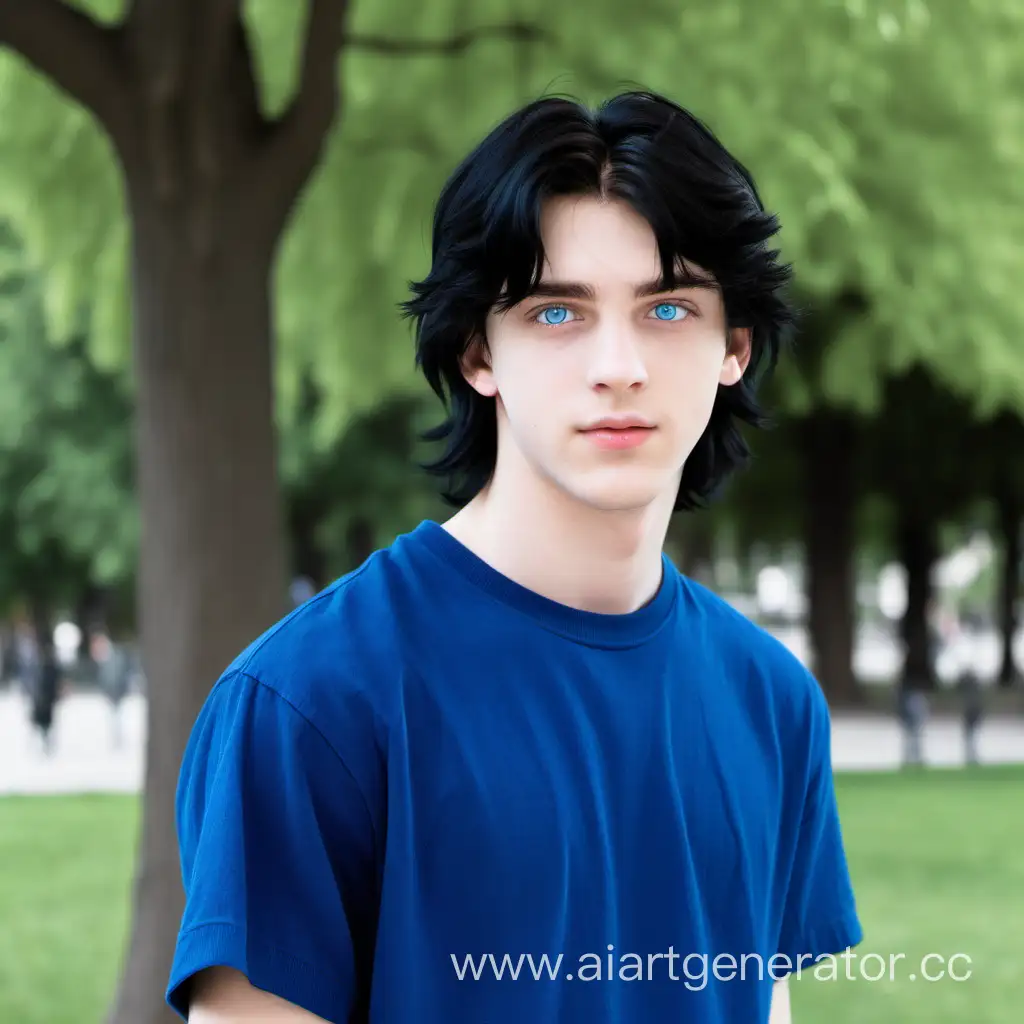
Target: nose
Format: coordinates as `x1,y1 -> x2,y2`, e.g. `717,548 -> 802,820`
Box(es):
585,322 -> 649,393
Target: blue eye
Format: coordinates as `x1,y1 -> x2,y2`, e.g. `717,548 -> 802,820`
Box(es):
537,306 -> 573,326
652,303 -> 687,321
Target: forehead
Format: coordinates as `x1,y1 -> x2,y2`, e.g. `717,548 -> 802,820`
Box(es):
538,194 -> 660,280
535,194 -> 714,293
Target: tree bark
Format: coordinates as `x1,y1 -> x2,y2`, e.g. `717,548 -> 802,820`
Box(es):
100,0 -> 351,1014
0,0 -> 130,134
801,411 -> 861,705
104,186 -> 290,1024
996,488 -> 1022,687
897,510 -> 939,691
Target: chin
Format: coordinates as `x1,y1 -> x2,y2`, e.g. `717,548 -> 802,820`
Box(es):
561,467 -> 673,513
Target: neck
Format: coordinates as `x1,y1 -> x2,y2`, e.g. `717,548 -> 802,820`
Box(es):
441,448 -> 676,616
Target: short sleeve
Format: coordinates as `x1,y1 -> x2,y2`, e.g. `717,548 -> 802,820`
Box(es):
165,671 -> 379,1022
774,682 -> 863,972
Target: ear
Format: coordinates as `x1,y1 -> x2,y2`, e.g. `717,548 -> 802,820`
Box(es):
460,335 -> 498,397
719,327 -> 752,387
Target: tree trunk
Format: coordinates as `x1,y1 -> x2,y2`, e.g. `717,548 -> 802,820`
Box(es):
802,411 -> 860,705
106,193 -> 289,1024
996,489 -> 1022,687
897,510 -> 939,691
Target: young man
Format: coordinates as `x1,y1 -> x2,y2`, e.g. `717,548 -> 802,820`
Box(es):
167,90 -> 862,1023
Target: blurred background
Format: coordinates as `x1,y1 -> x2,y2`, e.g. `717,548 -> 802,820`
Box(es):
0,1 -> 1022,1022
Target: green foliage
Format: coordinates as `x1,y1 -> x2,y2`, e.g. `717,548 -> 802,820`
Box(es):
4,3 -> 1024,416
0,0 -> 126,363
675,0 -> 1024,418
0,226 -> 136,611
0,0 -> 1022,512
282,385 -> 448,577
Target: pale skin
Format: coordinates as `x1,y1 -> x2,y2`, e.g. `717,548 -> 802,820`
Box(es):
187,193 -> 792,1022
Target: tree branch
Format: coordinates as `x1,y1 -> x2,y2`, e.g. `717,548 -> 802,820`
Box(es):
249,9 -> 547,245
226,16 -> 266,142
190,1 -> 259,178
344,22 -> 547,56
248,0 -> 350,241
0,0 -> 129,136
121,0 -> 196,197
190,4 -> 265,257
281,0 -> 351,167
193,0 -> 240,116
125,0 -> 192,98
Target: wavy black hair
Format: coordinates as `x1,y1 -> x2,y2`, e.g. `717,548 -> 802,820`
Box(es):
401,90 -> 796,511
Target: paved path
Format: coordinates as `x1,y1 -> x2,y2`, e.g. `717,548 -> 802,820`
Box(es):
2,691 -> 1023,796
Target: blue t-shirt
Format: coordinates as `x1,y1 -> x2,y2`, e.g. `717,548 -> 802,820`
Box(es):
167,519 -> 861,1022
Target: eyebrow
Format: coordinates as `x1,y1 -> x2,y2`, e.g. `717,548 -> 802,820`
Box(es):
523,277 -> 720,302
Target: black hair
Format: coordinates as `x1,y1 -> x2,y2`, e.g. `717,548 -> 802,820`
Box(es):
402,89 -> 796,511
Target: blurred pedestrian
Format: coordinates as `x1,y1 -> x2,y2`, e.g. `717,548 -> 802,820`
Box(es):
92,630 -> 133,749
28,628 -> 62,756
898,685 -> 929,768
959,671 -> 984,766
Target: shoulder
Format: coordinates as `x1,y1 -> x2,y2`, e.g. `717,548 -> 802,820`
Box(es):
679,575 -> 831,745
678,577 -> 843,847
683,577 -> 820,693
176,553 -> 408,849
200,541 -> 422,757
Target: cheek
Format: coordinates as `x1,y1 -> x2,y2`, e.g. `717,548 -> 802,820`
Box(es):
494,347 -> 569,408
663,352 -> 724,425
491,359 -> 555,433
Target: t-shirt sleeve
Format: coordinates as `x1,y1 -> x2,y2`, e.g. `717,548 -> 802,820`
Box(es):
774,679 -> 863,973
165,670 -> 379,1022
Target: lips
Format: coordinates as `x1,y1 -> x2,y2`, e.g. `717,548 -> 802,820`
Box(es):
580,415 -> 654,432
579,421 -> 655,450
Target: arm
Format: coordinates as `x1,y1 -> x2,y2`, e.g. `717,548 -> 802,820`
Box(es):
188,966 -> 331,1022
774,676 -> 862,1004
769,977 -> 792,1024
166,671 -> 378,1022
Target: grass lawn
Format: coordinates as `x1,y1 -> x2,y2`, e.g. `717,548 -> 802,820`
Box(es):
790,766 -> 1024,1022
0,794 -> 139,1024
1,767 -> 1022,1023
